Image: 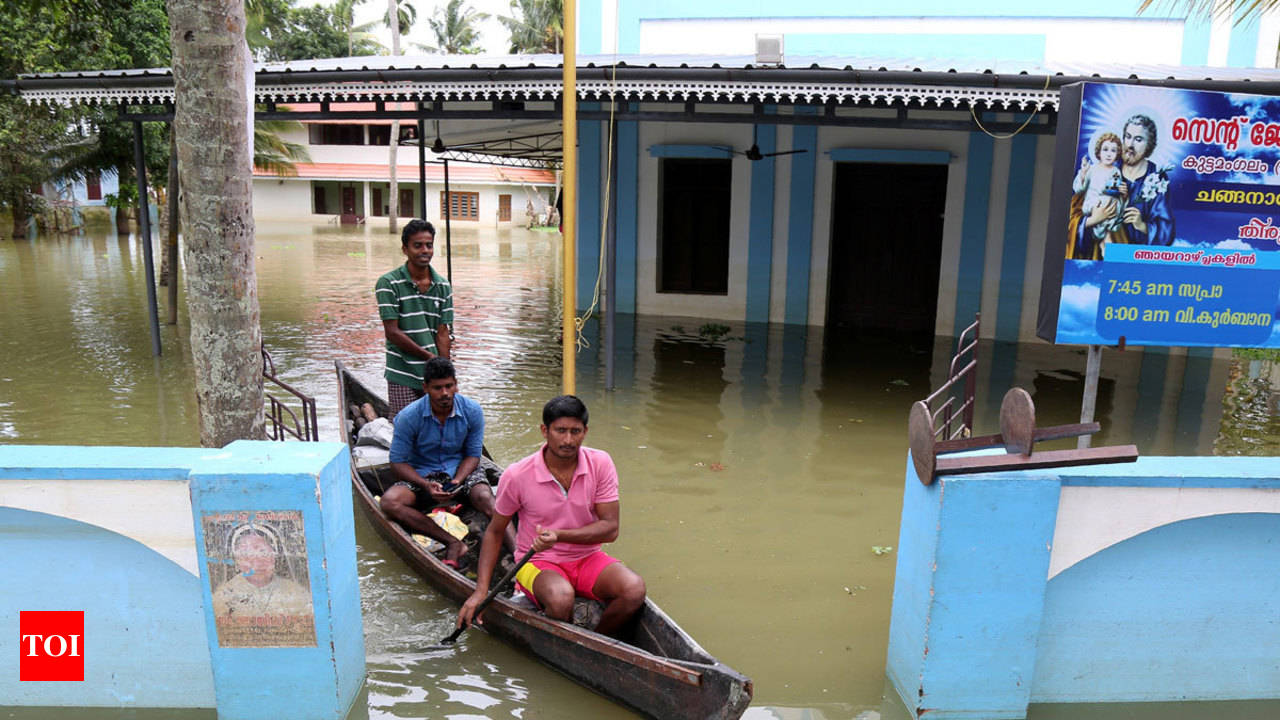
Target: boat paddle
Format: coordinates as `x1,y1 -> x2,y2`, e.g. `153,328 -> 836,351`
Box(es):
439,546 -> 536,646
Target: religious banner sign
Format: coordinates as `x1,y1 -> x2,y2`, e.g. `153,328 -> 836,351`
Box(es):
1038,82 -> 1280,347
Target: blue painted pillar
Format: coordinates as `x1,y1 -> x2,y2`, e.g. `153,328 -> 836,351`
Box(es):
994,132 -> 1037,342
785,108 -> 819,326
954,131 -> 995,339
1227,13 -> 1261,68
616,107 -> 638,314
189,440 -> 364,720
577,103 -> 603,312
745,106 -> 777,324
887,453 -> 1061,719
741,322 -> 770,410
1174,347 -> 1215,453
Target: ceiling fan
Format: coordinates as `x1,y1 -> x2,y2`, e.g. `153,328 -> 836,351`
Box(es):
731,125 -> 807,161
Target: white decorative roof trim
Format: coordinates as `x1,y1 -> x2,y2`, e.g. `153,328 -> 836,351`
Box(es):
21,78 -> 1061,111
21,87 -> 176,106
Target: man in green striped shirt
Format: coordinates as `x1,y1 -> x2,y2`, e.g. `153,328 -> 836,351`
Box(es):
376,219 -> 454,417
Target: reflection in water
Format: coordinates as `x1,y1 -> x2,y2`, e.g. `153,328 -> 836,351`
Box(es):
1,221 -> 1277,720
1217,356 -> 1280,456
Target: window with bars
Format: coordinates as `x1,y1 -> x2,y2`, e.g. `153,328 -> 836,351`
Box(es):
439,191 -> 480,220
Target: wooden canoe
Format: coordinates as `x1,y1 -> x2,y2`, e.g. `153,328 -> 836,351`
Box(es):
336,361 -> 753,720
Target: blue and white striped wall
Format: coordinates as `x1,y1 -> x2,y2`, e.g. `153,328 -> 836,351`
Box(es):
887,452 -> 1280,719
574,105 -> 1067,341
0,441 -> 363,720
577,0 -> 1280,69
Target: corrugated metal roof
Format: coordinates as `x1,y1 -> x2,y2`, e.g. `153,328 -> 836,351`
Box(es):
17,51 -> 1280,83
13,53 -> 1280,113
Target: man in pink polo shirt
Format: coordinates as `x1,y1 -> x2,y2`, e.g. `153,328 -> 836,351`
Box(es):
457,395 -> 646,638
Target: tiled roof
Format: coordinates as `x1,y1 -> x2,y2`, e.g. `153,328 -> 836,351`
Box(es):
256,162 -> 556,184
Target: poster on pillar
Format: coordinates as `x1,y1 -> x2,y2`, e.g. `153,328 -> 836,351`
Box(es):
1038,81 -> 1280,347
203,510 -> 316,648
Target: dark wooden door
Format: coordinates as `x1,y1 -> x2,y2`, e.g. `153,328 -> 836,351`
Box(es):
399,188 -> 415,217
371,188 -> 382,216
498,194 -> 512,221
827,162 -> 947,335
341,187 -> 356,215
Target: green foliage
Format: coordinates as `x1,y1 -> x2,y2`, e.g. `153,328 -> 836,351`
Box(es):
262,4 -> 384,61
253,119 -> 311,176
0,0 -> 170,232
698,323 -> 731,340
1233,347 -> 1280,361
245,0 -> 294,55
386,0 -> 419,38
103,181 -> 138,210
421,0 -> 487,54
1138,0 -> 1280,24
500,0 -> 563,54
0,97 -> 69,233
333,0 -> 385,58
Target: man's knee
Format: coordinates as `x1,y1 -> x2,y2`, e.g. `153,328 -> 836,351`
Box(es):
380,487 -> 415,518
617,572 -> 646,606
468,483 -> 496,511
536,579 -> 575,620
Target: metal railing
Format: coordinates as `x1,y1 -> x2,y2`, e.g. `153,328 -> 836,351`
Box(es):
263,347 -> 318,442
922,314 -> 980,441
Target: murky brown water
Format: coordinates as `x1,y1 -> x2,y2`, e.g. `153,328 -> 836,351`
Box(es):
2,219 -> 1278,720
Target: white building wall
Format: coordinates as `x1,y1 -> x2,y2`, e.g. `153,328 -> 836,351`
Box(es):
252,177 -> 551,224
637,17 -> 1185,66
253,179 -> 313,219
1258,9 -> 1280,68
64,170 -> 119,207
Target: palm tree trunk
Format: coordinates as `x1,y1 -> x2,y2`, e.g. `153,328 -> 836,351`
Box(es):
388,0 -> 401,233
167,0 -> 265,447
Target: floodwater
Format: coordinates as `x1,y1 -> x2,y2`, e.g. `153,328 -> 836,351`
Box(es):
2,219 -> 1278,720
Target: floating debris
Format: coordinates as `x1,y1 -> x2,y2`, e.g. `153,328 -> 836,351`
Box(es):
872,546 -> 894,555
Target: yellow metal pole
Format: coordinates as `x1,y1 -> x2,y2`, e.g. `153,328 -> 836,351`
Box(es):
561,0 -> 578,395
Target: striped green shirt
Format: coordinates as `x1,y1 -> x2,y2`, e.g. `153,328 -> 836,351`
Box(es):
375,263 -> 454,389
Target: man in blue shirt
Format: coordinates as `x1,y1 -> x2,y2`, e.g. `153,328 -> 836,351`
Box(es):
384,358 -> 514,568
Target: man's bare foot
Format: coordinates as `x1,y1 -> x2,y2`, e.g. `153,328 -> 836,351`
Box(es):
442,540 -> 469,570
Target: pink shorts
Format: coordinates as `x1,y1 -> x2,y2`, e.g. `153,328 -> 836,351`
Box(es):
515,550 -> 618,605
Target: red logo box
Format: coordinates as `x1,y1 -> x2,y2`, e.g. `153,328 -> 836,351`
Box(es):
19,611 -> 84,681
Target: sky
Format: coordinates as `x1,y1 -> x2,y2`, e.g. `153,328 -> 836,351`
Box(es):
300,0 -> 521,56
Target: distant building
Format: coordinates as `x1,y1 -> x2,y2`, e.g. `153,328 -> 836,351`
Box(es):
38,169 -> 119,210
253,105 -> 557,225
